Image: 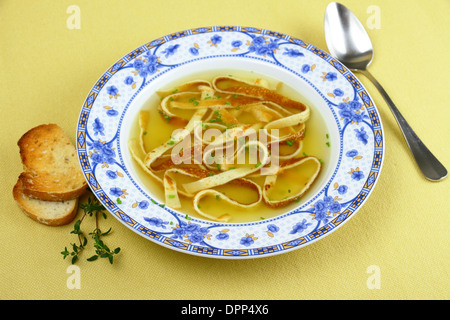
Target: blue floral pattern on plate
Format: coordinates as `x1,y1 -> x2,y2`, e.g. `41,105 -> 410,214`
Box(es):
76,26 -> 384,259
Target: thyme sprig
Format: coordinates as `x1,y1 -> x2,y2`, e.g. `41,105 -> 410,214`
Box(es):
61,196 -> 120,264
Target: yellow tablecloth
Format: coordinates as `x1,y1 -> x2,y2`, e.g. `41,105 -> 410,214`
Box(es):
1,0 -> 448,300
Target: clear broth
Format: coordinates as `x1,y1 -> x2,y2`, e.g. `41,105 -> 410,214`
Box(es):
130,69 -> 330,223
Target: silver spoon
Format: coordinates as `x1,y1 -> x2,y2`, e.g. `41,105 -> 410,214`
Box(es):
324,2 -> 447,181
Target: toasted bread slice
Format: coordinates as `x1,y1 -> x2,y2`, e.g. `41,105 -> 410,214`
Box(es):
18,124 -> 87,201
13,175 -> 78,226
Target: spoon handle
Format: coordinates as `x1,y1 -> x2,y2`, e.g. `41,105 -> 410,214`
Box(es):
358,69 -> 447,181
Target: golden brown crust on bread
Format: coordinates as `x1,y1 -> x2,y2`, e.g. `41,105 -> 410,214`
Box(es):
18,124 -> 87,201
13,175 -> 78,226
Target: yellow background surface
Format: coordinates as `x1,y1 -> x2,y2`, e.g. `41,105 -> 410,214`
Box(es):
1,0 -> 449,300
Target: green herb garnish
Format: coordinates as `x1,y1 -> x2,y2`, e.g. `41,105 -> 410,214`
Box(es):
189,97 -> 200,106
159,110 -> 172,123
61,196 -> 120,264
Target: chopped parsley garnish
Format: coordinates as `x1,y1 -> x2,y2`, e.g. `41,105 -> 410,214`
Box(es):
209,109 -> 226,125
158,110 -> 172,123
189,97 -> 200,106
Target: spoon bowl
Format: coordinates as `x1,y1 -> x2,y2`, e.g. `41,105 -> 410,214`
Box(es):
324,2 -> 373,70
324,2 -> 447,181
